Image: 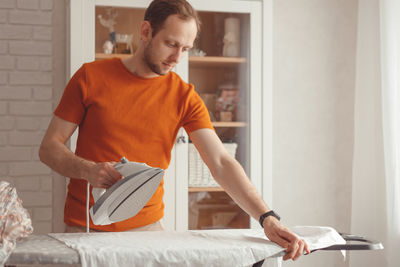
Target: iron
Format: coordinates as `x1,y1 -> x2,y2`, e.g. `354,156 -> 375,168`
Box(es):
89,157 -> 164,225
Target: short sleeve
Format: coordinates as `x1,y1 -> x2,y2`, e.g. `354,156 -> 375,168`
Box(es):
54,64 -> 88,125
181,85 -> 214,133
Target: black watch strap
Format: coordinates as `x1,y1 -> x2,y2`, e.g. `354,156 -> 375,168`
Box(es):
259,210 -> 281,227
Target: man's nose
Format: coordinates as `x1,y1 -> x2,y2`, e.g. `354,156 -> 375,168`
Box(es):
170,48 -> 183,63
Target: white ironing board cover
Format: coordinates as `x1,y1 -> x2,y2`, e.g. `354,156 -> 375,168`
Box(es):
49,226 -> 345,267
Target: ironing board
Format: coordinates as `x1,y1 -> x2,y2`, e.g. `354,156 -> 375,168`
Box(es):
5,232 -> 281,267
5,234 -> 80,266
5,227 -> 354,267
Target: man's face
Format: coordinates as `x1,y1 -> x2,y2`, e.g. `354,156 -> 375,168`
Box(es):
143,15 -> 197,76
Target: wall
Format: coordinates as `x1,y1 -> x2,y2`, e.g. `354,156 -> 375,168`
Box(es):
0,0 -> 66,234
272,0 -> 358,267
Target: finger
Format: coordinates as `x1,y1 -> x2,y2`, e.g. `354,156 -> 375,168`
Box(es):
104,163 -> 122,180
277,229 -> 300,253
96,179 -> 109,188
278,228 -> 298,242
283,253 -> 291,261
98,171 -> 116,187
111,162 -> 125,179
293,240 -> 304,261
283,239 -> 299,261
268,233 -> 290,250
96,174 -> 110,187
303,240 -> 310,255
103,179 -> 114,188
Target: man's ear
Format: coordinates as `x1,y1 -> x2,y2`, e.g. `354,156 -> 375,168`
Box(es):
140,21 -> 152,42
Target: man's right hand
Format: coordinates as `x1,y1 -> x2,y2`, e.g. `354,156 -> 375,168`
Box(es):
84,162 -> 122,188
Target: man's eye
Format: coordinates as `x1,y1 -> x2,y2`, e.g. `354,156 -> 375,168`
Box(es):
167,43 -> 174,47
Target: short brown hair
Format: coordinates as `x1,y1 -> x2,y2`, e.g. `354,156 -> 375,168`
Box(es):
144,0 -> 201,37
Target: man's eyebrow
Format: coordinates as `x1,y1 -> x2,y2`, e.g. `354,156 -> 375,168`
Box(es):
166,38 -> 193,48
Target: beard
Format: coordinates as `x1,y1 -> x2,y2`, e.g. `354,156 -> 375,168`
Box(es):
143,41 -> 171,76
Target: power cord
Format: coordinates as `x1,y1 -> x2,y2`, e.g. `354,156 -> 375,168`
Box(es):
86,182 -> 90,233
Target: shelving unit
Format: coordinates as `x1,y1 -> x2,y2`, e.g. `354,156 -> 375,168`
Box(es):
93,8 -> 251,230
96,53 -> 246,66
95,53 -> 131,60
77,0 -> 265,232
189,56 -> 246,66
188,187 -> 224,192
212,121 -> 247,127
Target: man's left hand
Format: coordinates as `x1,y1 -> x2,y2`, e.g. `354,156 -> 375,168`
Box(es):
263,217 -> 310,261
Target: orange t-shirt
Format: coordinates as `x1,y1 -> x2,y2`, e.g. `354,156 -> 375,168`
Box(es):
54,58 -> 213,231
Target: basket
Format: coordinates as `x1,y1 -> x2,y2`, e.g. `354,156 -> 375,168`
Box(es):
188,143 -> 237,187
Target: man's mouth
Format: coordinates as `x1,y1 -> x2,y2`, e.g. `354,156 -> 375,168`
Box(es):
162,62 -> 173,68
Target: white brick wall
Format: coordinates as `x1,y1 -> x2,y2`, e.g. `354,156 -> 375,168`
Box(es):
9,41 -> 52,55
0,1 -> 16,9
17,0 -> 40,10
0,0 -> 55,234
0,102 -> 7,114
0,86 -> 31,99
0,41 -> 7,53
0,25 -> 32,39
0,72 -> 7,84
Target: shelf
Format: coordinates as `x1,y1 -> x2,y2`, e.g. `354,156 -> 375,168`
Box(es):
212,122 -> 247,127
95,53 -> 132,60
189,56 -> 246,67
96,54 -> 247,66
189,187 -> 224,192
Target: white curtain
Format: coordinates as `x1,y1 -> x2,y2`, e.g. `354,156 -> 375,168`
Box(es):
351,0 -> 400,266
380,0 -> 400,265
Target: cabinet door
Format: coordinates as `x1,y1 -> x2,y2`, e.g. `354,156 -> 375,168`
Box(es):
184,1 -> 263,230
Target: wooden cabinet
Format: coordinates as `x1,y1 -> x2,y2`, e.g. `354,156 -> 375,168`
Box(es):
68,0 -> 271,231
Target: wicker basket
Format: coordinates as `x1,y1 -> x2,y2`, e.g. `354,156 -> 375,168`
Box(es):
188,143 -> 237,187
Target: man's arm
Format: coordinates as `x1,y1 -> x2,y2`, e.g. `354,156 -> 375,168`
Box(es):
189,128 -> 309,261
39,116 -> 121,188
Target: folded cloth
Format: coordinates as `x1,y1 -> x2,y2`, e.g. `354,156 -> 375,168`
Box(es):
49,226 -> 345,267
0,181 -> 33,266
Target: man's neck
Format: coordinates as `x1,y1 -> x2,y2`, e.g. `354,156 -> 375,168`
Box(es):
121,52 -> 159,79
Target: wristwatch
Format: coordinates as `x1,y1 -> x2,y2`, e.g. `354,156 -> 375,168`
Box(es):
259,210 -> 281,228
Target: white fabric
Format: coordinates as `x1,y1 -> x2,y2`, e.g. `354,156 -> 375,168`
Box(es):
351,1 -> 400,266
380,0 -> 400,265
49,226 -> 345,267
0,181 -> 33,266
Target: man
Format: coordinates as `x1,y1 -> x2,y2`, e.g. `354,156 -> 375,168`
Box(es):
39,0 -> 309,261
